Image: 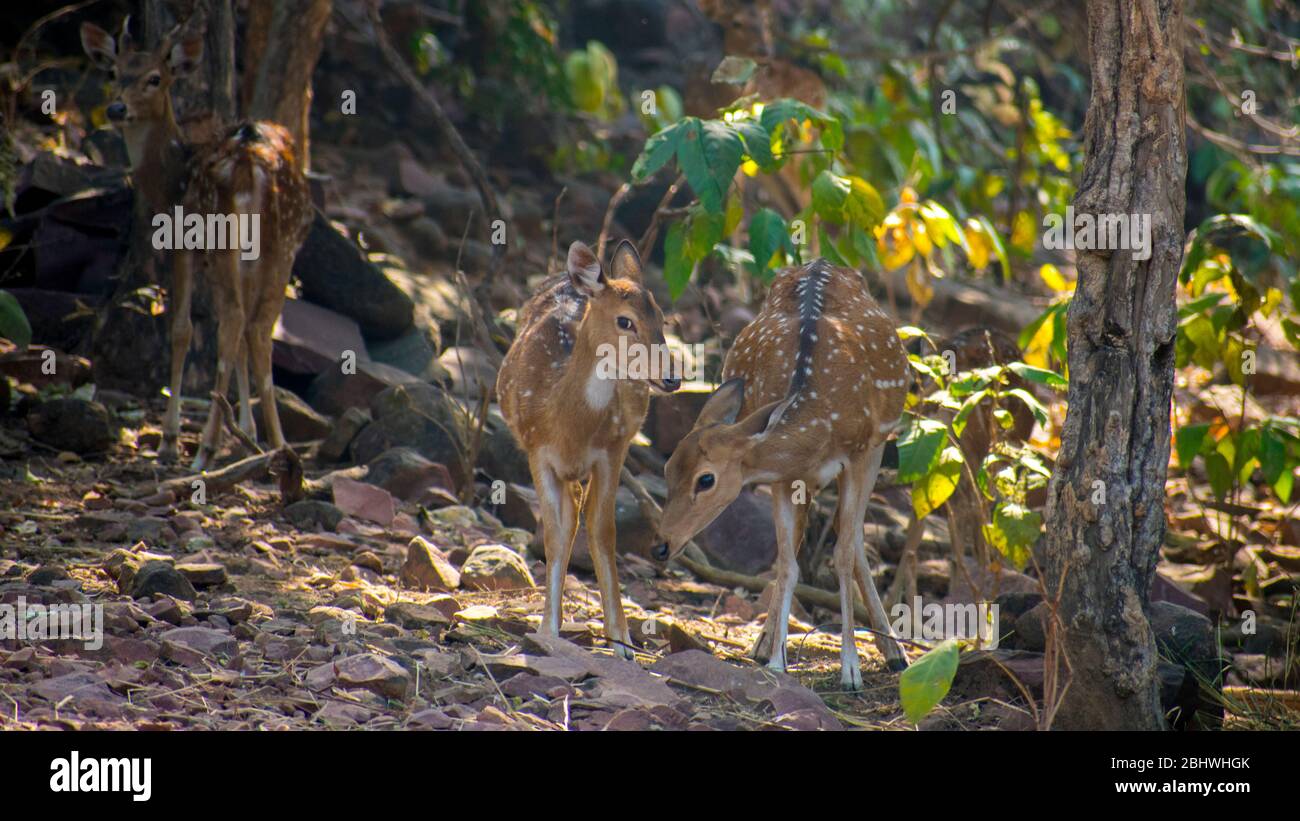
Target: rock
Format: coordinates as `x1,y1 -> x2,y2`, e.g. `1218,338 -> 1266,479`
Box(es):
478,425 -> 532,486
293,211 -> 415,341
400,536 -> 461,591
27,565 -> 69,585
1150,570 -> 1210,616
437,346 -> 497,400
524,633 -> 683,709
362,446 -> 456,501
349,407 -> 464,477
949,649 -> 1045,702
332,476 -> 396,526
314,701 -> 373,726
944,557 -> 1039,606
252,386 -> 332,441
1011,601 -> 1049,652
317,407 -> 371,463
0,345 -> 92,390
692,489 -> 776,575
384,601 -> 451,630
649,650 -> 836,725
333,652 -> 411,699
1157,562 -> 1233,617
284,499 -> 344,531
160,627 -> 237,658
126,516 -> 170,544
460,543 -> 535,591
31,671 -> 121,711
1150,600 -> 1223,728
173,562 -> 228,588
352,551 -> 384,574
307,359 -> 424,417
272,297 -> 369,375
130,561 -> 197,602
644,381 -> 714,454
26,397 -> 114,454
368,325 -> 442,381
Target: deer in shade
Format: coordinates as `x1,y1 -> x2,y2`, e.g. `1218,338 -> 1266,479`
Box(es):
658,259 -> 911,689
497,240 -> 680,657
81,19 -> 313,470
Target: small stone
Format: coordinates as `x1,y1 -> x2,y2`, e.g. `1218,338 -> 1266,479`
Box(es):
460,543 -> 535,592
333,652 -> 410,700
131,561 -> 197,602
174,562 -> 227,587
400,536 -> 460,591
160,626 -> 237,658
384,601 -> 450,630
284,499 -> 344,531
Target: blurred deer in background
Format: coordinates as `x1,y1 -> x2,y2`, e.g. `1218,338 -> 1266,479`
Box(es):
497,241 -> 680,657
82,20 -> 313,470
658,259 -> 910,689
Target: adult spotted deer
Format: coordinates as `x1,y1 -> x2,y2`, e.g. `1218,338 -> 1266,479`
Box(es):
81,20 -> 313,470
658,259 -> 910,689
497,241 -> 680,657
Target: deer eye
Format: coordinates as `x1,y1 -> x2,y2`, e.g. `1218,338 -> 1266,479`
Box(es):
147,74 -> 162,87
695,473 -> 715,492
616,316 -> 634,331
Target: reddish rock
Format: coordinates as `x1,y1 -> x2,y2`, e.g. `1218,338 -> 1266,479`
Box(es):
332,476 -> 396,526
400,536 -> 460,591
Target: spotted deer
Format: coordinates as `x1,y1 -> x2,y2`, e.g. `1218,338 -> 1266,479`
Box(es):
885,326 -> 1036,609
81,20 -> 313,470
658,259 -> 911,689
497,241 -> 680,657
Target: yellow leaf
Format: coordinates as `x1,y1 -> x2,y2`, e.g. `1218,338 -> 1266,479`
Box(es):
905,260 -> 933,307
964,218 -> 990,271
1038,263 -> 1074,293
1010,211 -> 1036,253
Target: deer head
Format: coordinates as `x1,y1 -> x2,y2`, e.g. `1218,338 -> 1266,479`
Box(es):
80,19 -> 202,132
656,378 -> 789,559
566,240 -> 679,393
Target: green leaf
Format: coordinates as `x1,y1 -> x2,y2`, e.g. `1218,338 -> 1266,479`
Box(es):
913,447 -> 963,518
975,215 -> 1010,281
676,118 -> 744,214
899,639 -> 959,724
896,418 -> 948,483
1007,362 -> 1068,389
686,208 -> 725,259
1204,451 -> 1232,501
631,122 -> 681,181
1004,387 -> 1049,427
1175,423 -> 1211,468
0,290 -> 31,349
983,502 -> 1042,570
663,222 -> 692,301
951,389 -> 989,439
731,120 -> 775,169
811,170 -> 849,225
747,208 -> 788,275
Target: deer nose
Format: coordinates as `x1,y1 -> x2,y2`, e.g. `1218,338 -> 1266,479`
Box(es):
106,102 -> 127,121
661,376 -> 681,392
651,542 -> 670,561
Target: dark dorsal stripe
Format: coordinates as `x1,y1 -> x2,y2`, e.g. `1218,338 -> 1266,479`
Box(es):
788,259 -> 832,397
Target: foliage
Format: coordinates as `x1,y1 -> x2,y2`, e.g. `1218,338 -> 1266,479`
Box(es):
0,289 -> 30,349
897,327 -> 1059,570
899,638 -> 959,724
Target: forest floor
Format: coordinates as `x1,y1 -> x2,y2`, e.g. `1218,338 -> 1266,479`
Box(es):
0,401 -> 1033,732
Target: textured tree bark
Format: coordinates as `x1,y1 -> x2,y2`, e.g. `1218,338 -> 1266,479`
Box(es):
1043,0 -> 1186,730
244,0 -> 332,171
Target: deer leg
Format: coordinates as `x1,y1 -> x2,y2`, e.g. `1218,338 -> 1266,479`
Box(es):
192,252 -> 243,472
833,473 -> 866,691
246,297 -> 285,450
885,513 -> 925,611
235,336 -> 256,441
160,250 -> 194,464
849,445 -> 909,672
533,461 -> 579,637
750,483 -> 807,672
586,454 -> 632,658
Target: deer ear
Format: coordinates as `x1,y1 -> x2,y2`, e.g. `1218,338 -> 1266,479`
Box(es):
169,32 -> 203,76
696,378 -> 745,427
80,22 -> 117,70
567,241 -> 605,295
609,240 -> 642,283
735,396 -> 793,439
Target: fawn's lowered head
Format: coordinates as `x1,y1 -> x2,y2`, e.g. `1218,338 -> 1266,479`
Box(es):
656,377 -> 789,560
565,239 -> 680,394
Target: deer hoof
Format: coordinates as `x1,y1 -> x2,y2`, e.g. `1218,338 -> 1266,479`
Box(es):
886,656 -> 909,673
158,439 -> 180,464
747,627 -> 775,665
841,665 -> 864,692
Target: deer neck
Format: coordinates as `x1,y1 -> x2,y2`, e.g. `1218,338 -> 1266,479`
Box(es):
121,100 -> 188,212
556,312 -> 617,417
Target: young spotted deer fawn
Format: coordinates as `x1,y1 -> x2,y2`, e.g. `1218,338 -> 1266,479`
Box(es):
81,21 -> 313,470
497,241 -> 680,657
659,259 -> 910,688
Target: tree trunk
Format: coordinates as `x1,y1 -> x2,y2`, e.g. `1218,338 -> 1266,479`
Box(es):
244,0 -> 332,171
1043,0 -> 1187,730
